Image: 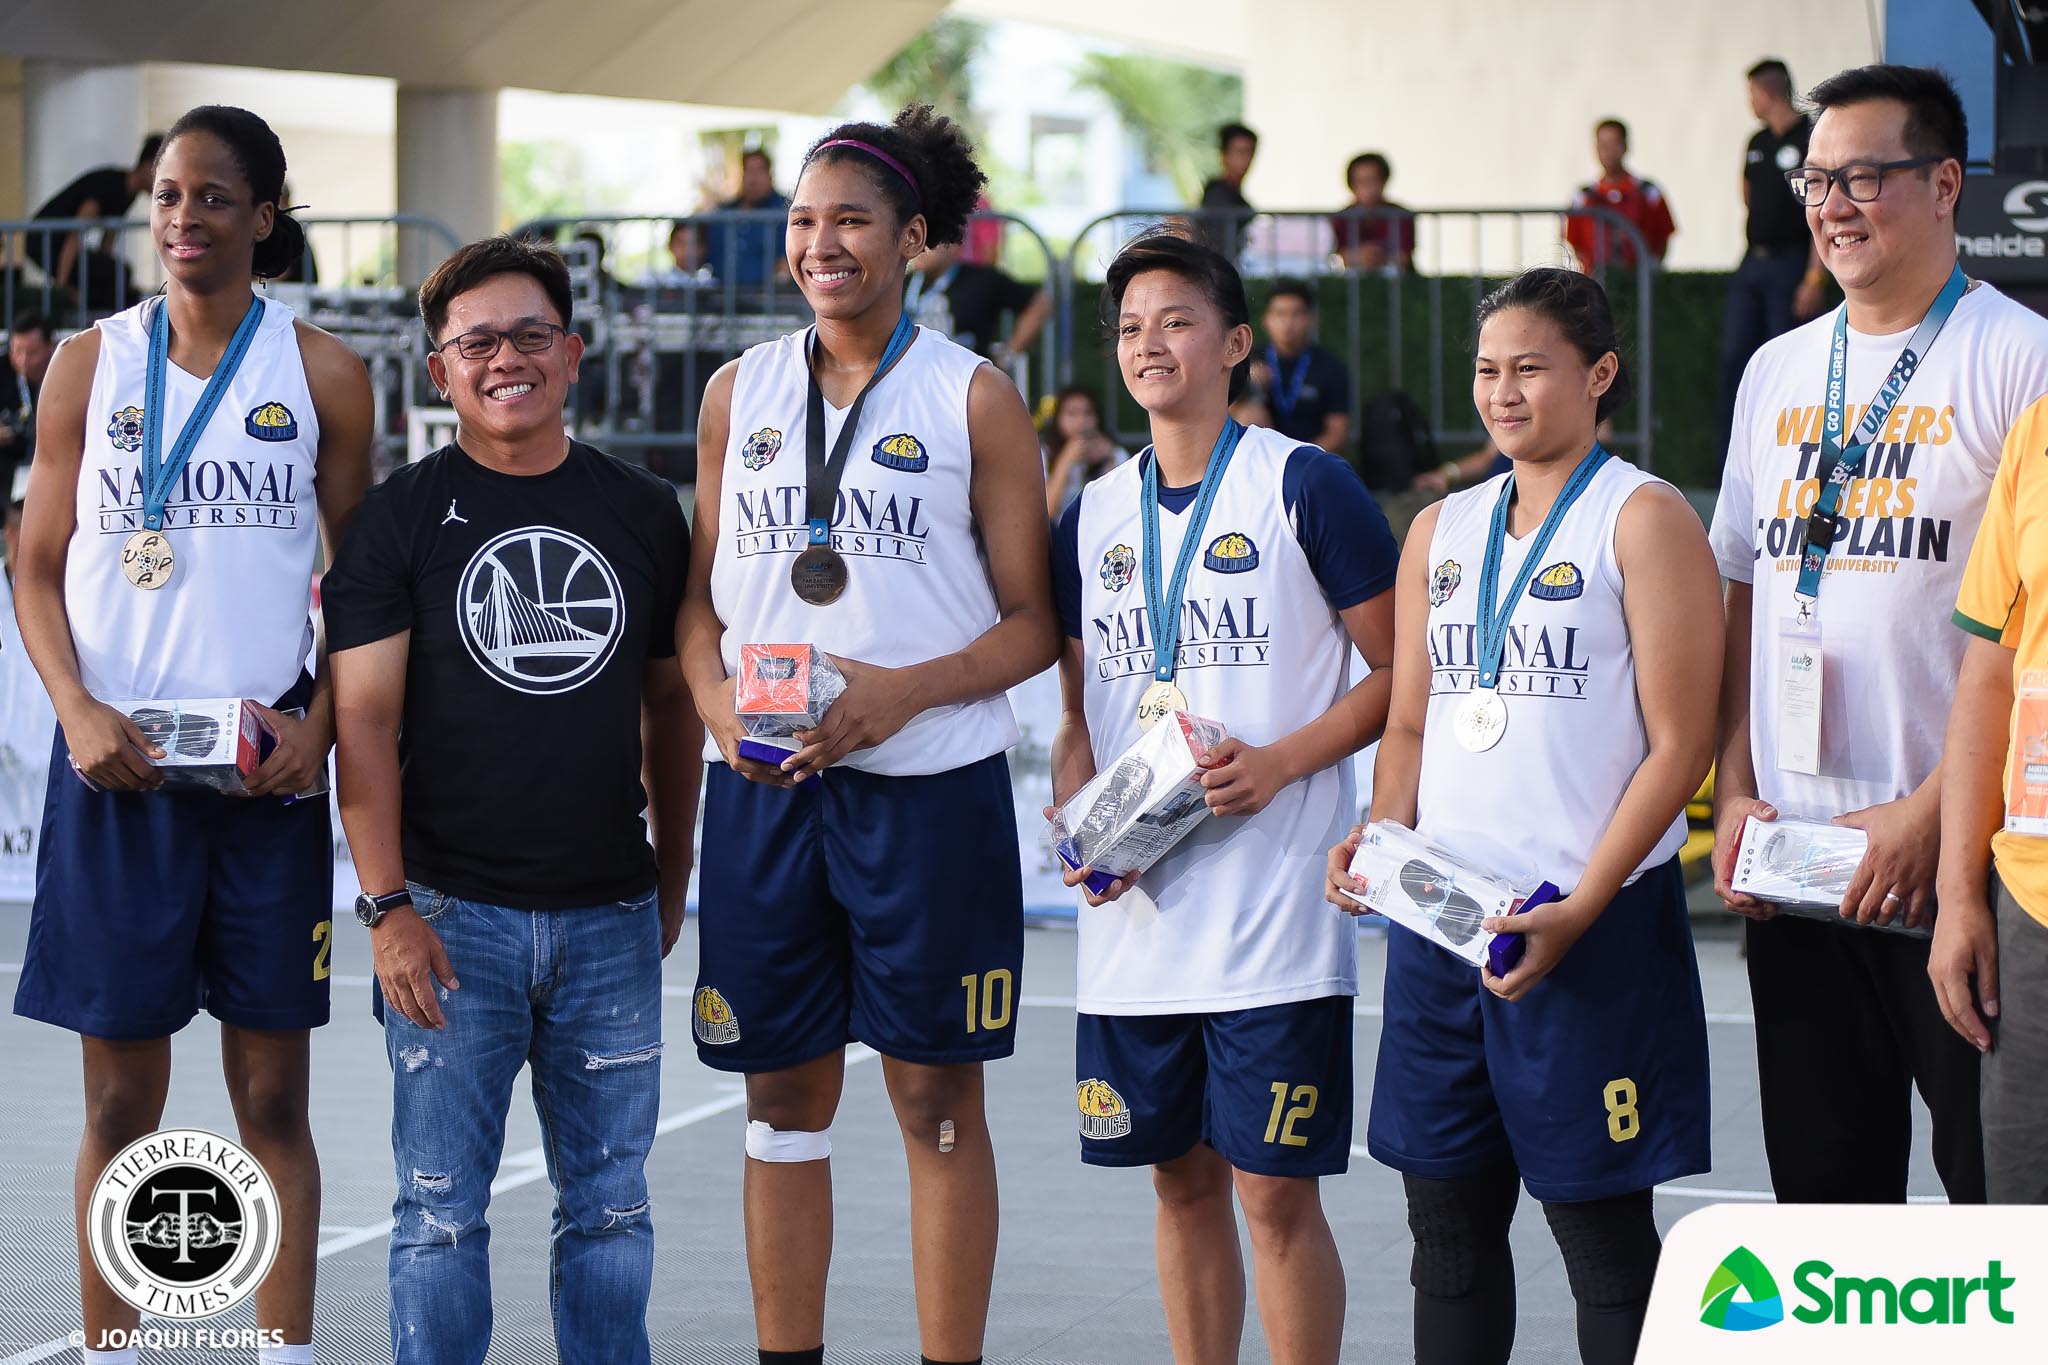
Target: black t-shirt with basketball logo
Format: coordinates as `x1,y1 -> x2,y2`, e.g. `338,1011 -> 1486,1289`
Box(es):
323,442 -> 687,909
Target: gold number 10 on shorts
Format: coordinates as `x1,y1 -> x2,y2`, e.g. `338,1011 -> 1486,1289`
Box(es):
960,969 -> 1015,1034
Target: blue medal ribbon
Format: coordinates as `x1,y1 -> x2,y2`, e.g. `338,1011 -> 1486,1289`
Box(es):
1474,444 -> 1611,690
1795,264 -> 1967,607
804,310 -> 916,547
140,294 -> 266,532
1140,419 -> 1244,686
1264,346 -> 1312,423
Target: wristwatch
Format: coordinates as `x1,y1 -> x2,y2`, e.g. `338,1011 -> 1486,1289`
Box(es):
354,889 -> 412,928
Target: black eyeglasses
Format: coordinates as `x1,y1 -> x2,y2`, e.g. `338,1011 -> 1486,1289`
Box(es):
434,323 -> 566,362
1783,157 -> 1941,207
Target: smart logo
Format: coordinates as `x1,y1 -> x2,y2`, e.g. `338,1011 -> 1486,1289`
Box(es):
1701,1245 -> 2018,1331
1701,1246 -> 1784,1332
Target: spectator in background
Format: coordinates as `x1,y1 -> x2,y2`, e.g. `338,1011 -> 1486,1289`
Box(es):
905,238 -> 1051,368
1566,119 -> 1677,272
701,148 -> 789,288
664,218 -> 711,283
1331,152 -> 1415,272
1,311 -> 55,500
3,498 -> 20,582
1234,278 -> 1352,454
963,191 -> 1002,265
1041,386 -> 1129,519
1717,58 -> 1826,463
29,133 -> 161,306
1197,122 -> 1258,259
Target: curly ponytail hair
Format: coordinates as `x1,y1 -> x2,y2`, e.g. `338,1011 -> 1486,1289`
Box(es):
802,104 -> 986,245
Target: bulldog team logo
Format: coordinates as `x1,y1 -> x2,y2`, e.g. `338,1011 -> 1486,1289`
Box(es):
1528,561 -> 1585,601
694,987 -> 741,1045
1429,558 -> 1462,607
243,401 -> 298,442
1077,1079 -> 1133,1140
1099,543 -> 1136,592
871,433 -> 929,473
107,405 -> 145,453
456,526 -> 625,696
1202,532 -> 1259,573
84,1128 -> 281,1319
742,427 -> 782,471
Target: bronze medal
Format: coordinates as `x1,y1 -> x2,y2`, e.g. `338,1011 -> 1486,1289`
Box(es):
790,545 -> 850,606
121,529 -> 175,590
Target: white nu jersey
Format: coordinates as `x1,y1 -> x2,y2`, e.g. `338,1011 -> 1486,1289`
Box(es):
1072,425 -> 1358,1014
1418,457 -> 1684,892
68,296 -> 321,703
710,326 -> 1018,776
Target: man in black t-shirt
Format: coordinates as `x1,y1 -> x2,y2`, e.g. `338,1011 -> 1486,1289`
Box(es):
905,239 -> 1049,367
1,311 -> 55,499
1196,122 -> 1258,260
30,133 -> 161,304
1718,59 -> 1827,464
324,236 -> 698,1362
1235,279 -> 1352,455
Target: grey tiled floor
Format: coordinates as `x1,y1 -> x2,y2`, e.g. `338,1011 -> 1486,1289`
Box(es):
0,909 -> 1943,1363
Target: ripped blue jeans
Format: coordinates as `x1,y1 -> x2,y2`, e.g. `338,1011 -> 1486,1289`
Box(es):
381,882 -> 663,1365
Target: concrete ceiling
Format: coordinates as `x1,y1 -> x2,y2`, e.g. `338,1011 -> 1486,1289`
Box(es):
0,0 -> 949,112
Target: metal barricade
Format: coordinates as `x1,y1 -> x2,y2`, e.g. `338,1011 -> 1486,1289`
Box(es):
1061,205 -> 1659,475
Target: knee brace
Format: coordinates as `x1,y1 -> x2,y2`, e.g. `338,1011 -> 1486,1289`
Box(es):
1541,1190 -> 1661,1308
745,1120 -> 832,1163
1404,1164 -> 1520,1299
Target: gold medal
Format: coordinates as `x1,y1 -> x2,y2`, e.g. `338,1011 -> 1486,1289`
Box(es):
1137,679 -> 1187,730
120,529 -> 175,590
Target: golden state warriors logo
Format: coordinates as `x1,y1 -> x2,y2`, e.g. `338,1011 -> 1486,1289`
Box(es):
1528,561 -> 1585,602
693,987 -> 740,1045
1429,558 -> 1462,606
1077,1079 -> 1133,1140
1100,543 -> 1136,592
742,427 -> 782,471
871,433 -> 929,473
1202,532 -> 1258,574
244,401 -> 298,442
107,405 -> 145,453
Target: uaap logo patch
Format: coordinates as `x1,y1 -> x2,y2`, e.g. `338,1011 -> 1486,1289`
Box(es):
693,987 -> 740,1045
742,427 -> 782,471
244,401 -> 297,442
1202,532 -> 1258,573
1528,561 -> 1584,601
1429,558 -> 1462,607
1100,543 -> 1136,592
871,433 -> 929,473
107,405 -> 145,453
1077,1078 -> 1133,1140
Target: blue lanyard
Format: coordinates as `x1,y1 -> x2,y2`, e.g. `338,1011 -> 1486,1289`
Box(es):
1140,419 -> 1243,685
140,294 -> 265,531
1474,445 -> 1611,690
803,310 -> 915,544
1265,346 -> 1312,421
904,263 -> 959,316
1796,264 -> 1967,605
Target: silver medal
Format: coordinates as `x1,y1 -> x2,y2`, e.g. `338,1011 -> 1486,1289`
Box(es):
1454,690 -> 1507,753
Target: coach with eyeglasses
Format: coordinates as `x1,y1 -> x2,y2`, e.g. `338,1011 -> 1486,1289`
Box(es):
323,234 -> 700,1364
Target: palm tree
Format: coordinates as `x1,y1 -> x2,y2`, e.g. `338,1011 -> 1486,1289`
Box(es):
866,16 -> 989,137
1070,54 -> 1244,202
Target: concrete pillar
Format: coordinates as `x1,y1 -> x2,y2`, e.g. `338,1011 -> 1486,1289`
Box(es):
21,59 -> 148,214
0,58 -> 25,220
395,86 -> 498,285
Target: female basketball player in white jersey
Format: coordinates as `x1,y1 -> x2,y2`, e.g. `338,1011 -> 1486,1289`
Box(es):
1050,231 -> 1399,1365
11,107 -> 372,1364
678,105 -> 1056,1365
1327,268 -> 1718,1365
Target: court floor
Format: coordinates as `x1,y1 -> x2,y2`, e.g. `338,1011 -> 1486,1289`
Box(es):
0,906 -> 1944,1364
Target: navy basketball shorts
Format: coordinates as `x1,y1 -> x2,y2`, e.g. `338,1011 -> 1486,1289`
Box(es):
693,752 -> 1025,1072
1075,994 -> 1354,1177
14,728 -> 335,1040
1367,855 -> 1711,1202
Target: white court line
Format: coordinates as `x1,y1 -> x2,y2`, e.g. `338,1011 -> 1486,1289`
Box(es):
0,1041 -> 878,1363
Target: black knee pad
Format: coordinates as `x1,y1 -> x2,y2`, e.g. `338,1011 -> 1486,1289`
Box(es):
1404,1163 -> 1520,1299
1542,1190 -> 1661,1308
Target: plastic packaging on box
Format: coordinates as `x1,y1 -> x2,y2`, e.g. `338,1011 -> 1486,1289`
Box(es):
78,698 -> 270,795
1050,710 -> 1228,897
1730,814 -> 1930,937
1342,821 -> 1558,975
734,643 -> 848,766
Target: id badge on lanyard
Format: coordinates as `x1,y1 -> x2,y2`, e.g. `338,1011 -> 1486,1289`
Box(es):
1775,614 -> 1824,776
2006,670 -> 2048,836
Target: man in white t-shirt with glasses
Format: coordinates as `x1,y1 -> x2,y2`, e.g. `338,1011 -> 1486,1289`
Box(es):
1710,63 -> 2048,1204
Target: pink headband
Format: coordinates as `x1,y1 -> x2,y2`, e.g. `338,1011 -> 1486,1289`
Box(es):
810,139 -> 922,208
